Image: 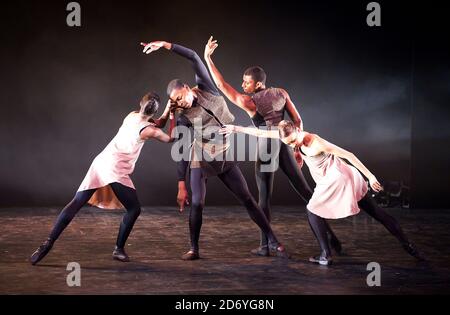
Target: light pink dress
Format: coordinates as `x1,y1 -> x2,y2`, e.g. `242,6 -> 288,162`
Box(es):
78,112 -> 152,209
302,150 -> 369,219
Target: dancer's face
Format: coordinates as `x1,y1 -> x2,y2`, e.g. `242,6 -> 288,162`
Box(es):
281,131 -> 301,149
242,75 -> 261,94
169,85 -> 194,109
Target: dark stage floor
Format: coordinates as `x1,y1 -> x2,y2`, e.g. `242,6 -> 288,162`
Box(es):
0,206 -> 449,294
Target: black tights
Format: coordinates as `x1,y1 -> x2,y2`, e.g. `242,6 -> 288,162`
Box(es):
309,193 -> 411,257
189,165 -> 279,252
48,182 -> 141,249
256,139 -> 339,246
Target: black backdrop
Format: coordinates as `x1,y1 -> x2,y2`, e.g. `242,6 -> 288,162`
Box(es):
0,0 -> 449,208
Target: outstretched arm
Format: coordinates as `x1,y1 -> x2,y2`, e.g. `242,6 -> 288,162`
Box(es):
309,135 -> 383,192
219,124 -> 279,139
174,115 -> 192,212
204,36 -> 256,116
142,41 -> 218,95
140,109 -> 176,143
281,89 -> 303,130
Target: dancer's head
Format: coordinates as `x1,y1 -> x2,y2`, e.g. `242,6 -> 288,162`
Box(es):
167,79 -> 195,109
242,66 -> 267,94
140,92 -> 160,118
278,120 -> 303,148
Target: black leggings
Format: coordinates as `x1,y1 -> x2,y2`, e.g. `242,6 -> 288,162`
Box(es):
189,165 -> 279,252
308,193 -> 410,256
255,138 -> 339,246
48,182 -> 141,249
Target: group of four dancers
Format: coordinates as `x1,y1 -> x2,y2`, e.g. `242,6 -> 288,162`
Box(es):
30,37 -> 423,266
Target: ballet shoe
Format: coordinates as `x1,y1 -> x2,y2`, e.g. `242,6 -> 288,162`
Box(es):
112,247 -> 130,262
309,253 -> 333,266
181,250 -> 200,261
250,245 -> 270,257
30,238 -> 54,265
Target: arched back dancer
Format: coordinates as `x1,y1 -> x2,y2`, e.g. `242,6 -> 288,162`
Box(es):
220,121 -> 424,265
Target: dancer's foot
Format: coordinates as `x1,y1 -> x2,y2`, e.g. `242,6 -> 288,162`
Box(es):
112,247 -> 130,262
309,253 -> 333,266
403,243 -> 426,261
250,245 -> 270,257
30,238 -> 54,265
329,234 -> 343,256
181,250 -> 200,261
269,243 -> 290,259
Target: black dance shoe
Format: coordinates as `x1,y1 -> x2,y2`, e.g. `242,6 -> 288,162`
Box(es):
30,238 -> 54,265
403,243 -> 426,261
112,247 -> 130,262
181,250 -> 200,261
250,245 -> 270,257
309,254 -> 333,266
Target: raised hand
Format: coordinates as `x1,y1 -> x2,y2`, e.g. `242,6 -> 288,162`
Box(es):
204,36 -> 219,59
140,41 -> 170,54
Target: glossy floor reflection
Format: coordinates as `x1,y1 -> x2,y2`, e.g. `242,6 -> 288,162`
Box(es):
0,206 -> 449,294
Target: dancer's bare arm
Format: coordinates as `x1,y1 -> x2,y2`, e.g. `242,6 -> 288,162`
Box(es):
151,100 -> 173,128
281,89 -> 303,130
204,36 -> 256,116
308,135 -> 383,192
219,124 -> 279,139
140,101 -> 176,142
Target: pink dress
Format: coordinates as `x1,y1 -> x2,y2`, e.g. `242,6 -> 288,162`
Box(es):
302,150 -> 368,219
78,112 -> 152,209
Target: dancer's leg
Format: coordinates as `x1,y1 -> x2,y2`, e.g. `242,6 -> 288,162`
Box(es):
30,189 -> 96,265
255,140 -> 275,249
307,210 -> 332,258
218,165 -> 286,255
49,189 -> 97,241
188,168 -> 207,254
358,193 -> 424,260
278,143 -> 342,253
109,183 -> 142,249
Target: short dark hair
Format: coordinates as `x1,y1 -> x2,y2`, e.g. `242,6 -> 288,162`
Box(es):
244,66 -> 267,85
278,120 -> 296,139
140,92 -> 160,117
167,79 -> 185,96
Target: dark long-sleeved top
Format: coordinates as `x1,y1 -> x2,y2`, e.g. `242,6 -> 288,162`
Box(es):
171,44 -> 219,96
171,44 -> 220,181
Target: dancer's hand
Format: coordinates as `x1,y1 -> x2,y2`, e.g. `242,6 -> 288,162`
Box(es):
219,124 -> 235,135
177,183 -> 190,213
141,41 -> 170,54
369,175 -> 383,192
204,36 -> 218,59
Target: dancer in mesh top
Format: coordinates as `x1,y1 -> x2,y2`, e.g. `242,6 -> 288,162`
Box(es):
204,36 -> 342,257
142,40 -> 289,260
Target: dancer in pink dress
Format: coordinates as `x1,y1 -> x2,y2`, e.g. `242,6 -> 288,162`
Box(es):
220,120 -> 424,265
30,92 -> 176,265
